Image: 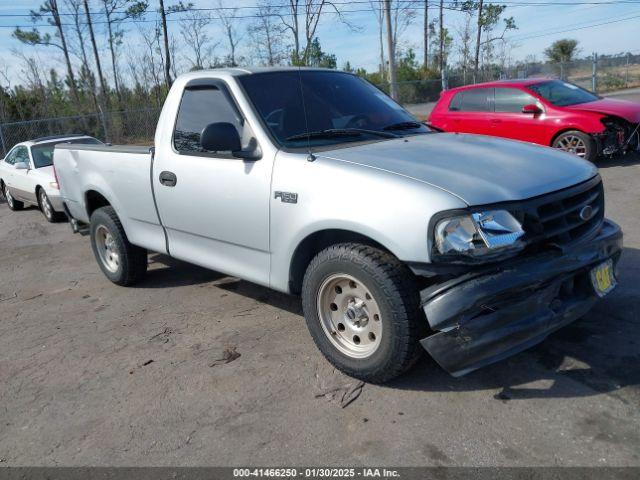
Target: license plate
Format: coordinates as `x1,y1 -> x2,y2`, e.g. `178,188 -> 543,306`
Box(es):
590,260 -> 617,297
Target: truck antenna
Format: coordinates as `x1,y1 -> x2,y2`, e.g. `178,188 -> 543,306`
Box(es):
296,66 -> 316,162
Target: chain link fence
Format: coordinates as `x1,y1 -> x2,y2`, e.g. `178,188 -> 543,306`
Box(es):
0,108 -> 161,157
1,52 -> 639,157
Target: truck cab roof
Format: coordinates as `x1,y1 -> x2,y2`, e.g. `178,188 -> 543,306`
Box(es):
176,66 -> 342,82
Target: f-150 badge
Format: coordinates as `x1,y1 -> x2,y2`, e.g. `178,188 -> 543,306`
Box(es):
275,191 -> 298,204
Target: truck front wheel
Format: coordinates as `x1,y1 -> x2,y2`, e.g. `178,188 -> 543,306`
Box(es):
301,243 -> 423,383
90,206 -> 148,286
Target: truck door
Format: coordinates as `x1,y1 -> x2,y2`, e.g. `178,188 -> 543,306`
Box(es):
152,80 -> 273,287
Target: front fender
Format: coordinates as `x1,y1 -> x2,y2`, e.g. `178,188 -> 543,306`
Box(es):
552,111 -> 607,142
268,151 -> 466,292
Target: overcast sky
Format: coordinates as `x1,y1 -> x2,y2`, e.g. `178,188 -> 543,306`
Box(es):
0,0 -> 638,87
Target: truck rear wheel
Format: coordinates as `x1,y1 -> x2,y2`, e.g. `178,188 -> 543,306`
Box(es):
301,243 -> 423,383
90,206 -> 148,286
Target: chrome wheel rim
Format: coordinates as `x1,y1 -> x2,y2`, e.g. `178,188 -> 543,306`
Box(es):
95,225 -> 120,273
6,189 -> 14,208
316,273 -> 382,359
556,135 -> 587,157
40,190 -> 52,219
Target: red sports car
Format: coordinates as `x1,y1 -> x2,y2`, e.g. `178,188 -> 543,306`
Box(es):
428,79 -> 640,162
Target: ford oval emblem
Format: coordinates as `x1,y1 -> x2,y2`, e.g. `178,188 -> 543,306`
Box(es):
579,205 -> 594,221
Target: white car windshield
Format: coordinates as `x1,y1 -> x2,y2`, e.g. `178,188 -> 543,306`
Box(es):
31,138 -> 102,168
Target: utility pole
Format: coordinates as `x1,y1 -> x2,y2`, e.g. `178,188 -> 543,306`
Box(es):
626,52 -> 630,88
592,52 -> 598,93
439,0 -> 444,74
159,0 -> 172,88
473,0 -> 484,83
423,1 -> 429,67
383,0 -> 398,100
441,65 -> 447,92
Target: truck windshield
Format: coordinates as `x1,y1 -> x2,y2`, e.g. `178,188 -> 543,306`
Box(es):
239,70 -> 429,149
527,80 -> 599,107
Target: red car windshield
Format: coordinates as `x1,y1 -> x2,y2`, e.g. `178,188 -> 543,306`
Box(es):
527,80 -> 599,107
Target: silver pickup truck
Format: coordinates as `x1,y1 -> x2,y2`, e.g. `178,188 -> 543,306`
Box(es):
54,67 -> 622,383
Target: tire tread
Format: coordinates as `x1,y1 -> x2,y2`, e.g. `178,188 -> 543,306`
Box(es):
90,206 -> 147,286
302,243 -> 423,383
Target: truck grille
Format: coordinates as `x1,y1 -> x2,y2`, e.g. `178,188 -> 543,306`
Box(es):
514,176 -> 605,247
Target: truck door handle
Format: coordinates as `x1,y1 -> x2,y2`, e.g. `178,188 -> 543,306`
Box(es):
159,171 -> 177,187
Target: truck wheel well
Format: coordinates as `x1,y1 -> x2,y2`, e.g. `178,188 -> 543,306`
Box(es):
85,190 -> 111,217
288,229 -> 390,294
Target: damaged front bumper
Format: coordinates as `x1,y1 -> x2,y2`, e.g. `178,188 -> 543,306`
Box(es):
418,219 -> 623,377
595,119 -> 640,156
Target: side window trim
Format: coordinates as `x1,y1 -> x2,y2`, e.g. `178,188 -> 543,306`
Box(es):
171,79 -> 248,159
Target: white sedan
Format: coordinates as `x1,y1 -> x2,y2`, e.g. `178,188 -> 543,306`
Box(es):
0,134 -> 102,222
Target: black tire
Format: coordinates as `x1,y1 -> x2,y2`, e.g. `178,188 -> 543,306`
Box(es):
89,206 -> 148,286
301,243 -> 424,383
552,130 -> 597,162
38,188 -> 66,223
3,184 -> 24,211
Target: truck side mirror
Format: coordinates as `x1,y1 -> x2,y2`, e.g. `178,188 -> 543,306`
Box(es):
522,104 -> 542,115
14,161 -> 29,170
200,122 -> 242,153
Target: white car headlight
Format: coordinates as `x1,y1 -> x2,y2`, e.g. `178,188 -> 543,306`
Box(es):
434,210 -> 525,259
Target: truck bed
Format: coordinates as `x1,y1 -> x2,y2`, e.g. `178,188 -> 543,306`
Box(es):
55,144 -> 152,154
54,143 -> 167,255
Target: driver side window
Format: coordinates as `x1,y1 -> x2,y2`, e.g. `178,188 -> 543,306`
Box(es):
173,85 -> 244,154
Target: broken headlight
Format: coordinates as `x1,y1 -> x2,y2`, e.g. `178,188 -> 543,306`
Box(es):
433,210 -> 525,262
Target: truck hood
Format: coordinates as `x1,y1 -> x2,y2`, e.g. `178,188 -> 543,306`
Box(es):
564,98 -> 640,123
319,133 -> 598,206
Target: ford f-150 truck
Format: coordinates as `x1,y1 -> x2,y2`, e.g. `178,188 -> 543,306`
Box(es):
54,67 -> 623,383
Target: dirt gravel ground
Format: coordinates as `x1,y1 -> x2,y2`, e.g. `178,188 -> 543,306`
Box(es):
0,153 -> 639,467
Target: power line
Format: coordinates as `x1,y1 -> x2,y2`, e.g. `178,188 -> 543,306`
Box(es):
0,0 -> 639,18
508,9 -> 640,40
0,3 -> 466,28
1,0 -> 638,50
508,13 -> 640,40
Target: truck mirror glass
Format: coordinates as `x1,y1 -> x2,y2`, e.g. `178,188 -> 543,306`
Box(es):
200,122 -> 242,153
